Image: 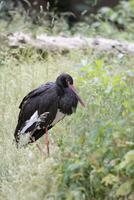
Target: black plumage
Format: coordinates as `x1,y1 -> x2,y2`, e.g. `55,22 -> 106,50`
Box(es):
14,73 -> 84,147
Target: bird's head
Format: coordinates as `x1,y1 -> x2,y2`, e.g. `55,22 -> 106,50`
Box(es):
56,73 -> 85,107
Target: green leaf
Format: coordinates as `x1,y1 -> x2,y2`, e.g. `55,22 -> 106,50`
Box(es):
101,174 -> 119,186
117,150 -> 134,170
116,181 -> 132,197
124,150 -> 134,163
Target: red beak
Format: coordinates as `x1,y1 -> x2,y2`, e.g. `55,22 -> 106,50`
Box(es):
68,83 -> 85,107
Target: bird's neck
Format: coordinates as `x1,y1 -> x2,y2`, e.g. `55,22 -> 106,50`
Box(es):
56,85 -> 65,96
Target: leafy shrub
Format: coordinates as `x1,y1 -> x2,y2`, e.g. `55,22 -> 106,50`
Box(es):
52,57 -> 134,199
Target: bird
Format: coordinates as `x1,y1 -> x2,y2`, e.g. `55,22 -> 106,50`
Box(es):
14,73 -> 85,155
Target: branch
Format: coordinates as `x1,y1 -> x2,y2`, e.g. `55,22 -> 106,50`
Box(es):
8,32 -> 134,55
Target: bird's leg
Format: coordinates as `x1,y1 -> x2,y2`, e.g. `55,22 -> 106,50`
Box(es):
45,127 -> 49,156
31,136 -> 45,155
36,143 -> 45,155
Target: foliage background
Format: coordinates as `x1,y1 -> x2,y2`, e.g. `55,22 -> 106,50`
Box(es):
0,0 -> 134,199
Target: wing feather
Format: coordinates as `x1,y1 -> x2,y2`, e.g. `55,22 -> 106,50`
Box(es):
14,82 -> 59,143
19,82 -> 54,109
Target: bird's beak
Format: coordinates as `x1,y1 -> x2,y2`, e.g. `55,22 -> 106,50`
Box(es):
68,83 -> 85,107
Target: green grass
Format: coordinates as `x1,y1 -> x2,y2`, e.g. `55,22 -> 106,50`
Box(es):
0,46 -> 134,200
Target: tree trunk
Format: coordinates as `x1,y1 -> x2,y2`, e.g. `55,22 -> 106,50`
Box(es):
8,32 -> 134,55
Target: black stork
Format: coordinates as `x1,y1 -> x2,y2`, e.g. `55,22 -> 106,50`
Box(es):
14,73 -> 85,155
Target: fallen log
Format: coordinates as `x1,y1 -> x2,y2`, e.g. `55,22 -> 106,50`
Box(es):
7,32 -> 134,55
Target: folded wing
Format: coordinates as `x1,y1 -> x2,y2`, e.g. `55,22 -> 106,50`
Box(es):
14,82 -> 59,144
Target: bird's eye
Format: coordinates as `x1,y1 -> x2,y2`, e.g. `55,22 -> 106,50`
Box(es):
66,80 -> 70,86
66,79 -> 69,83
66,77 -> 73,86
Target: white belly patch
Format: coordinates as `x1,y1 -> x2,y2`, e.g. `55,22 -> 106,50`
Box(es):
51,109 -> 65,126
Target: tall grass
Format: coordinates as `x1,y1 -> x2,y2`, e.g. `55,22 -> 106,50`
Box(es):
0,48 -> 78,199
0,48 -> 134,199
